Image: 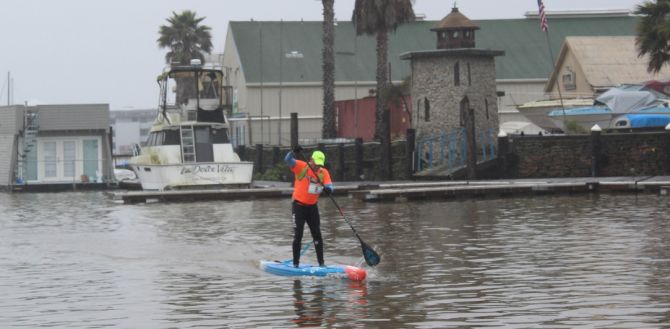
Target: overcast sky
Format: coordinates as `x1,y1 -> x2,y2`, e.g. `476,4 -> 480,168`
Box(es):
0,0 -> 643,110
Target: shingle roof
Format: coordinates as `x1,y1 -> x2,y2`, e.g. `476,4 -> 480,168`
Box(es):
546,36 -> 670,91
228,15 -> 637,84
432,7 -> 479,31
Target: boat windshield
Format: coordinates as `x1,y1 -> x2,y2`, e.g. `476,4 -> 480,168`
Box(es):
144,130 -> 181,147
158,66 -> 231,124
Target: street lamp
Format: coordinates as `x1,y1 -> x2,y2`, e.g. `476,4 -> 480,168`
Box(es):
279,19 -> 304,145
279,50 -> 303,146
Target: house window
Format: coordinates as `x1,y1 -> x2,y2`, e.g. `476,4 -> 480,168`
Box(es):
83,139 -> 99,180
63,141 -> 76,177
485,99 -> 490,120
562,66 -> 576,91
424,97 -> 430,122
467,63 -> 471,86
44,142 -> 57,178
454,62 -> 460,86
37,138 -> 100,182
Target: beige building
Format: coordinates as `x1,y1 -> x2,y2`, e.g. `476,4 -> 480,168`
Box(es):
545,36 -> 670,99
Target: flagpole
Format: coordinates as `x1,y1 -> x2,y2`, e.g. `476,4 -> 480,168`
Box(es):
542,32 -> 567,130
538,0 -> 567,133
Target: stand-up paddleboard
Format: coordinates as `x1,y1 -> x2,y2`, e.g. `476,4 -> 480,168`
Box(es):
260,260 -> 367,281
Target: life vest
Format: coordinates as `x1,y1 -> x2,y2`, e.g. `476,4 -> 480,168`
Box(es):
290,160 -> 331,205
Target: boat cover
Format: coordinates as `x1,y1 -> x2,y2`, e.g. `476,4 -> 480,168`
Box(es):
595,89 -> 662,113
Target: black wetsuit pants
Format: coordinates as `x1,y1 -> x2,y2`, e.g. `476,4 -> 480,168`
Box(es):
292,201 -> 324,266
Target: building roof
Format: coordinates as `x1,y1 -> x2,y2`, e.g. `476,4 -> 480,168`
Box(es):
227,14 -> 637,84
546,36 -> 670,91
431,7 -> 479,31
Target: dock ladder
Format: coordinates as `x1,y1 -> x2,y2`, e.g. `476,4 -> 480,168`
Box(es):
180,126 -> 196,163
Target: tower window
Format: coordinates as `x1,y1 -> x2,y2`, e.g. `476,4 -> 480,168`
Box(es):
454,62 -> 460,86
460,96 -> 469,127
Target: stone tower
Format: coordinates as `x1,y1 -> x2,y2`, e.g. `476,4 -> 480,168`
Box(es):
400,6 -> 503,178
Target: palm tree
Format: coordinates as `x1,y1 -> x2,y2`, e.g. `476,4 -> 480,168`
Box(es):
635,0 -> 670,73
158,10 -> 213,65
158,11 -> 213,105
322,0 -> 337,139
353,0 -> 415,179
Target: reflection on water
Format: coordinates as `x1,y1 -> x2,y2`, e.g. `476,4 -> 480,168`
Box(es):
0,192 -> 669,327
292,279 -> 369,328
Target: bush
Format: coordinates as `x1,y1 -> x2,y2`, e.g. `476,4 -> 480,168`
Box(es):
254,163 -> 289,181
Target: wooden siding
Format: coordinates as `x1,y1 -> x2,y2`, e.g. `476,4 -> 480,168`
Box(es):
497,81 -> 547,113
0,134 -> 16,186
0,105 -> 22,135
37,104 -> 109,131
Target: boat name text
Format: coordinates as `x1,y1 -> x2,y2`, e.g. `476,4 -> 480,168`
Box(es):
180,165 -> 235,175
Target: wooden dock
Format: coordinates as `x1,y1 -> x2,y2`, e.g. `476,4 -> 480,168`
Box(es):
109,176 -> 670,204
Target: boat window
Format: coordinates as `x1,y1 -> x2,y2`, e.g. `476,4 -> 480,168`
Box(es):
147,132 -> 161,146
163,129 -> 180,145
146,133 -> 154,146
194,126 -> 211,147
212,127 -> 230,143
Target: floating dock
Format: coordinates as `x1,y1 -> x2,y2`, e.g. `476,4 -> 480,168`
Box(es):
109,176 -> 670,204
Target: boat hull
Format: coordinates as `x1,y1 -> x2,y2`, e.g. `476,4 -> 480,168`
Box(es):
516,99 -> 594,131
133,162 -> 253,191
550,112 -> 613,132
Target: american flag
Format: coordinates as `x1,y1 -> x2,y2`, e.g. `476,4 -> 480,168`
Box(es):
537,0 -> 548,32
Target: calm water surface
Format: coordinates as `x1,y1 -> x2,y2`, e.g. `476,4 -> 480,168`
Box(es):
1,192 -> 669,328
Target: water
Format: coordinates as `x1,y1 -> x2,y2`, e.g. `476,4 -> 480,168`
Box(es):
1,192 -> 669,328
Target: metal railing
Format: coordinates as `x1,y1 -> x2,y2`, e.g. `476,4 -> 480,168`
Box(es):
416,127 -> 497,173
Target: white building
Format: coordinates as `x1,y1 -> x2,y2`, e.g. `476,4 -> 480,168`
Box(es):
0,103 -> 113,189
110,109 -> 156,155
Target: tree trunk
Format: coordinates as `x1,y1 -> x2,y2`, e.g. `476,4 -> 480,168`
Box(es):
375,31 -> 391,180
375,31 -> 389,141
176,76 -> 197,106
321,0 -> 337,139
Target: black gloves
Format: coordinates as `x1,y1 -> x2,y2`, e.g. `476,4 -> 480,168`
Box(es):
293,145 -> 304,154
321,187 -> 332,196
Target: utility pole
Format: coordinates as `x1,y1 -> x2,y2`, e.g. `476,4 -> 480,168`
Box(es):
278,20 -> 283,145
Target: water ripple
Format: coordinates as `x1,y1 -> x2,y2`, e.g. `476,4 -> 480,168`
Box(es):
1,193 -> 669,327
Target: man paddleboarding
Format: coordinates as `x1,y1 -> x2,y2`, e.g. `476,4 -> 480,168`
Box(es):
284,146 -> 333,268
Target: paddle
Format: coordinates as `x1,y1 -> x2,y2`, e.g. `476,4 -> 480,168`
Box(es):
293,150 -> 381,267
280,242 -> 312,263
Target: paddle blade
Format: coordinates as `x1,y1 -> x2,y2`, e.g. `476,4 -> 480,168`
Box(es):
361,241 -> 381,267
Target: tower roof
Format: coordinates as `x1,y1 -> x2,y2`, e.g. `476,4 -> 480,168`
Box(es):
431,7 -> 479,31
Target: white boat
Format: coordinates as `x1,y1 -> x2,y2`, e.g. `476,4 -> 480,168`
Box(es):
129,60 -> 253,191
516,98 -> 594,132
